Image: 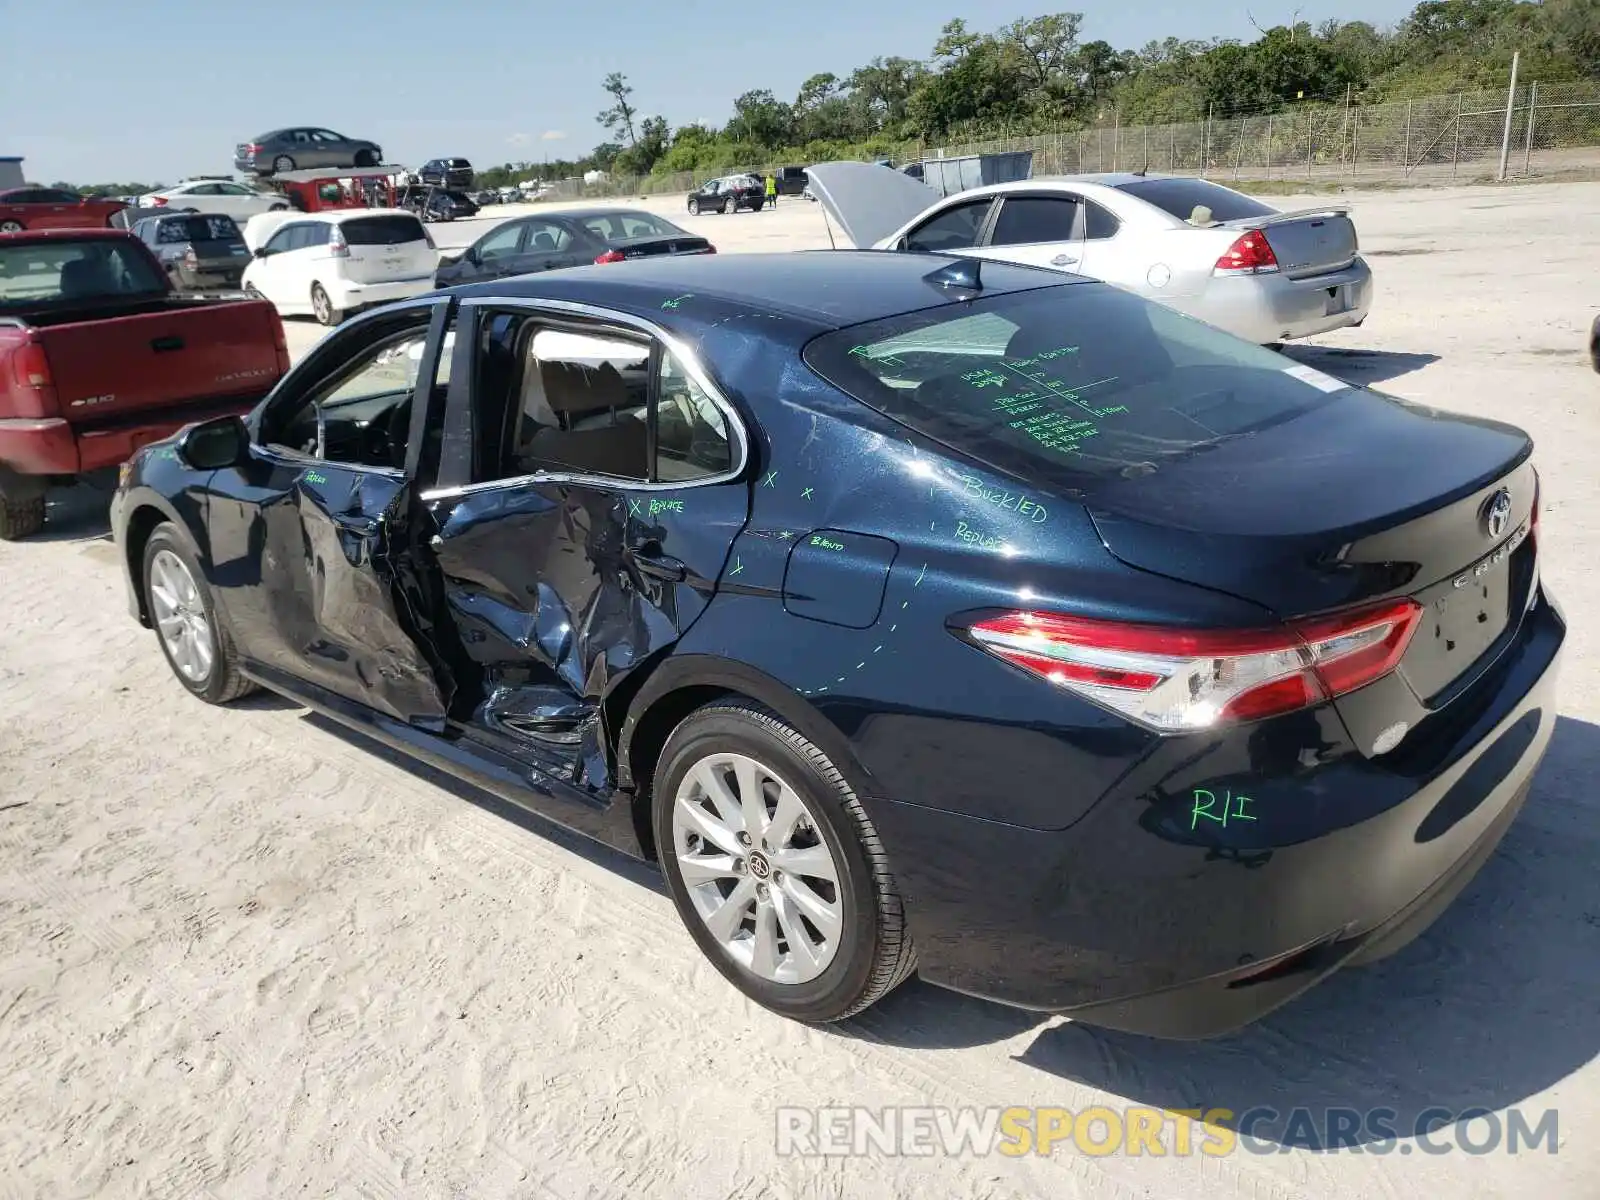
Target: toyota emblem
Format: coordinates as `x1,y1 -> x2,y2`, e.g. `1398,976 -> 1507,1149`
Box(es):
1484,489 -> 1512,539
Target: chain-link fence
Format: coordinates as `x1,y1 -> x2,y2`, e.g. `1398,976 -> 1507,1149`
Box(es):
542,77 -> 1600,200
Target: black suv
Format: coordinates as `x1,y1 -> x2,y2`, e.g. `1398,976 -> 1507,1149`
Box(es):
686,175 -> 765,215
419,158 -> 474,189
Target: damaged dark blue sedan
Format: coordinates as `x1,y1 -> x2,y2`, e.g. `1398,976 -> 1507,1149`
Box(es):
110,250 -> 1564,1038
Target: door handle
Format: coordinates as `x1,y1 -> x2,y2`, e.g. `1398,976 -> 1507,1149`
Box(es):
1051,254 -> 1078,266
631,546 -> 687,582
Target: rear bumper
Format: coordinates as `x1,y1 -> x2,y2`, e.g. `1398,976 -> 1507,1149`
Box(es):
326,274 -> 436,311
0,393 -> 264,477
870,584 -> 1565,1038
1202,256 -> 1374,344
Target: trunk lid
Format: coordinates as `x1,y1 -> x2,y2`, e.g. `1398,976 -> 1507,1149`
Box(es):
605,233 -> 715,259
803,160 -> 941,249
37,299 -> 284,418
336,213 -> 435,284
1085,390 -> 1536,704
190,237 -> 251,274
1222,207 -> 1359,279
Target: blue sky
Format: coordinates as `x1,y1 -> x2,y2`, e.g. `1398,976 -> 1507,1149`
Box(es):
2,0 -> 1417,184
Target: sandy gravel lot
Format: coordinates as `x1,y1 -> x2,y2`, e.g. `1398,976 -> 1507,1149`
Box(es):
3,181 -> 1599,1199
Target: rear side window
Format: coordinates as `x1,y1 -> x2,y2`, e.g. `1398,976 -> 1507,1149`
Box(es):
341,215 -> 427,245
989,197 -> 1079,246
1116,178 -> 1276,223
803,284 -> 1344,492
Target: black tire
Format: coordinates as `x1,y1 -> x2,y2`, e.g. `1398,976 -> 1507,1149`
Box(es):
354,150 -> 377,167
311,282 -> 343,326
652,701 -> 916,1023
1590,315 -> 1600,374
687,198 -> 700,215
719,201 -> 730,215
271,154 -> 295,174
0,490 -> 44,540
141,522 -> 257,704
268,203 -> 287,212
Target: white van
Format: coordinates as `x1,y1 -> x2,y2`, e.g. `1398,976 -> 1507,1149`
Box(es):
240,208 -> 438,326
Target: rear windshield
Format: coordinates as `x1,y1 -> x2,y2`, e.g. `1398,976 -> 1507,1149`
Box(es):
341,215 -> 427,245
448,159 -> 471,168
578,211 -> 682,241
0,239 -> 167,308
803,283 -> 1348,492
1115,178 -> 1277,223
157,215 -> 242,243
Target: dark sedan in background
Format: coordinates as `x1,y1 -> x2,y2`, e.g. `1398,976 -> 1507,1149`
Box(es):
396,187 -> 479,223
235,128 -> 383,176
420,158 -> 475,189
110,250 -> 1561,1039
129,212 -> 251,292
433,207 -> 713,286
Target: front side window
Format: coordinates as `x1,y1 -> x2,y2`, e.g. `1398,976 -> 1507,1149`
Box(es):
476,222 -> 525,260
265,318 -> 451,469
904,200 -> 992,253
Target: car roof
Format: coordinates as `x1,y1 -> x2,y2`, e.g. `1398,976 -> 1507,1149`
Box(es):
0,228 -> 136,242
296,208 -> 419,224
446,249 -> 1081,330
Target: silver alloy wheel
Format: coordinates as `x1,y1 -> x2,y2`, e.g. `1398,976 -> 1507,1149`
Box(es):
148,548 -> 215,684
671,751 -> 844,984
0,220 -> 22,233
312,285 -> 331,323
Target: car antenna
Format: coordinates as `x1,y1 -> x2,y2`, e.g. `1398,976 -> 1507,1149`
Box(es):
922,256 -> 982,299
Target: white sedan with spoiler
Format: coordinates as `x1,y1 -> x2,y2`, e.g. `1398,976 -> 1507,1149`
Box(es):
804,163 -> 1373,345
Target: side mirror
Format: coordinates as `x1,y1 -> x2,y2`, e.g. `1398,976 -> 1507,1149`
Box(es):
252,246 -> 271,258
176,414 -> 250,471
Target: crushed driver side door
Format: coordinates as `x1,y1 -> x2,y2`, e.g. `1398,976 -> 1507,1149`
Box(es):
209,299 -> 458,728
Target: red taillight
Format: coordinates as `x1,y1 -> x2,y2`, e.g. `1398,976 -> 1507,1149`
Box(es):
268,311 -> 290,374
151,196 -> 169,207
184,246 -> 198,269
328,226 -> 349,258
594,249 -> 626,264
962,599 -> 1422,731
704,244 -> 717,254
10,339 -> 58,410
1214,230 -> 1279,276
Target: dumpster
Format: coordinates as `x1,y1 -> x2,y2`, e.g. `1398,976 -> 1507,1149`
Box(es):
903,151 -> 1034,199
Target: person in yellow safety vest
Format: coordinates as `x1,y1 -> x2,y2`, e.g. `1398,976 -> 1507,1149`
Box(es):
764,173 -> 777,209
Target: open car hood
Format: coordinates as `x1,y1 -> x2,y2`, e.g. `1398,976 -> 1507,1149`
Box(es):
804,161 -> 940,250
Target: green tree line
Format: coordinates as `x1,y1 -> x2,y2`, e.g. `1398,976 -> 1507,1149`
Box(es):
476,0 -> 1598,184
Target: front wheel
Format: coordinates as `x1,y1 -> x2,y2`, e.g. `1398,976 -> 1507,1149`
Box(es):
268,203 -> 287,212
354,150 -> 377,167
311,282 -> 343,326
687,198 -> 700,215
653,701 -> 916,1022
0,487 -> 44,540
142,523 -> 257,704
0,219 -> 24,234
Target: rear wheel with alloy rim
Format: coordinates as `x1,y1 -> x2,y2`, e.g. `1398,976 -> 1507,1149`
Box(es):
311,282 -> 342,326
653,701 -> 916,1021
142,523 -> 257,703
0,220 -> 23,233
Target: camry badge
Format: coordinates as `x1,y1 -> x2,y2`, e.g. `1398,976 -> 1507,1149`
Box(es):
1484,489 -> 1512,539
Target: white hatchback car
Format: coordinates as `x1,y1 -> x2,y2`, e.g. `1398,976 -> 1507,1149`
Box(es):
241,209 -> 439,325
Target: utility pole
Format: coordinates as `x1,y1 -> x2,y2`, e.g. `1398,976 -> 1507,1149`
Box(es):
1497,51 -> 1521,180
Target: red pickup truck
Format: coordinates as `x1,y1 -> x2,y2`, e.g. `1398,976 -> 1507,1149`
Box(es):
0,228 -> 290,539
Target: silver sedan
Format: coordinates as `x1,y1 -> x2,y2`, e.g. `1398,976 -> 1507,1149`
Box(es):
805,163 -> 1373,345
